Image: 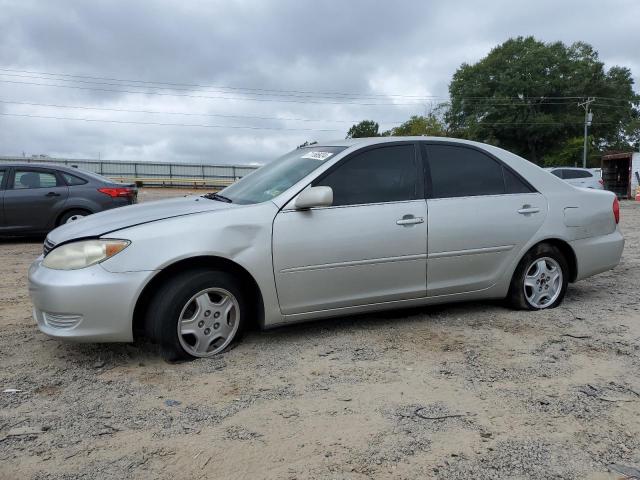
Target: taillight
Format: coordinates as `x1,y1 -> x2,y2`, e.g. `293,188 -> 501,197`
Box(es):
613,197 -> 620,224
98,187 -> 135,198
599,178 -> 604,186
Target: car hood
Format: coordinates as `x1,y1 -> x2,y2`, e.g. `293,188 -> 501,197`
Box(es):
47,195 -> 237,245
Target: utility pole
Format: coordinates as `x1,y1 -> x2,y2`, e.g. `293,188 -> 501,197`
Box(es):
578,98 -> 595,168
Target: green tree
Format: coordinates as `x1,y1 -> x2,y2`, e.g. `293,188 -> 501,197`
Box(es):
543,136 -> 598,167
346,120 -> 380,138
383,114 -> 447,137
447,36 -> 639,164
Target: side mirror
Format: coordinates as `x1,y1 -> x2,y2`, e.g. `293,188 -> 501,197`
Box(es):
294,186 -> 333,209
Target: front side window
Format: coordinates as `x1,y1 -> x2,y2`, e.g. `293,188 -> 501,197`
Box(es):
0,169 -> 5,188
13,170 -> 60,189
313,144 -> 418,206
219,146 -> 346,205
550,169 -> 564,179
426,144 -> 533,198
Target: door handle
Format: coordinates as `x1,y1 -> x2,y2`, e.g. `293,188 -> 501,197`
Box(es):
396,216 -> 424,226
45,192 -> 61,197
517,205 -> 540,215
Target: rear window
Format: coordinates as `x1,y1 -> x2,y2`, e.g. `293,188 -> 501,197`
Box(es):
562,169 -> 593,179
72,169 -> 114,183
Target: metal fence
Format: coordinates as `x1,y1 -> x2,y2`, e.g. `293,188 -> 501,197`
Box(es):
0,156 -> 258,188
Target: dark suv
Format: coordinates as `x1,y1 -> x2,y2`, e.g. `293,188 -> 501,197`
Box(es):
0,163 -> 137,235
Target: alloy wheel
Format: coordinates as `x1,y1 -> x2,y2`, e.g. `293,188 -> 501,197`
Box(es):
176,287 -> 240,357
523,257 -> 563,308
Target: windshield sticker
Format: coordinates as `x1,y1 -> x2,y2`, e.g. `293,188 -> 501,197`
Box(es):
301,151 -> 334,161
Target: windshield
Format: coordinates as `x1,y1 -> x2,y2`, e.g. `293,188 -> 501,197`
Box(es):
217,146 -> 347,204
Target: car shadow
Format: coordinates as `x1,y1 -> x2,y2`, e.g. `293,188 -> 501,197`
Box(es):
0,234 -> 45,244
256,299 -> 504,339
35,299 -> 506,367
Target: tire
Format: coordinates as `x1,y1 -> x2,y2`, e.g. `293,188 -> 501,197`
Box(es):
58,209 -> 91,225
145,268 -> 246,362
507,243 -> 569,310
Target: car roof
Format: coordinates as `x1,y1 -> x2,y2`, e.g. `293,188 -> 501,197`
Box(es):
545,166 -> 592,171
0,162 -> 95,176
310,136 -> 497,149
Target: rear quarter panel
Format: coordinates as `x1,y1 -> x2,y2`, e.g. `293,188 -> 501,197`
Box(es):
65,182 -> 115,213
481,144 -> 621,286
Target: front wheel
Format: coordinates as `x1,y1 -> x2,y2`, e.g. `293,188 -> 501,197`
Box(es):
145,269 -> 246,361
507,244 -> 569,310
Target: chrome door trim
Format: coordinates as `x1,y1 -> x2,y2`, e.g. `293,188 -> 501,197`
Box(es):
279,253 -> 428,274
428,244 -> 514,259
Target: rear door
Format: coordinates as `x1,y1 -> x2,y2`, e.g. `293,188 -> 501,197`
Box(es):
423,142 -> 547,296
3,167 -> 69,232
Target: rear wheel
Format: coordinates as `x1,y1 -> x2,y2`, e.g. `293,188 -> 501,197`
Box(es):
58,209 -> 91,225
145,269 -> 246,361
508,244 -> 569,310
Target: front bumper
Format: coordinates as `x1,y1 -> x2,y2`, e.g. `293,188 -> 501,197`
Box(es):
28,257 -> 154,342
571,227 -> 625,282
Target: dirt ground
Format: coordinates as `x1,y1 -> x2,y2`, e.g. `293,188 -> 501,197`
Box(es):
1,191 -> 639,480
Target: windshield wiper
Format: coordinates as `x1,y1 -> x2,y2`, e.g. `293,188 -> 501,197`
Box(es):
202,192 -> 232,203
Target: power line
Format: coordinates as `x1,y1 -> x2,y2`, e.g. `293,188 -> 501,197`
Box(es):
2,78 -> 632,112
0,112 -> 343,132
0,99 -> 407,124
0,71 -> 430,101
0,67 -> 443,99
5,99 -> 629,127
0,79 -> 430,106
0,112 -> 619,129
1,68 -> 633,104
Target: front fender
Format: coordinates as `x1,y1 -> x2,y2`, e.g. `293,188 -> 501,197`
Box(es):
99,202 -> 283,326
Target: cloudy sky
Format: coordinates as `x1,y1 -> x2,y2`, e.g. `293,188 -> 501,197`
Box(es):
0,0 -> 638,165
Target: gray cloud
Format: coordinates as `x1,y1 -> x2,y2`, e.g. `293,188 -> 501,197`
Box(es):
0,0 -> 638,164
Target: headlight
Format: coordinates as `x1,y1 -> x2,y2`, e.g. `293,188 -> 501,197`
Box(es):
42,239 -> 130,270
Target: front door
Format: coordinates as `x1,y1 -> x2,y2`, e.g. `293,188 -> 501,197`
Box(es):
3,168 -> 69,232
423,143 -> 547,296
272,143 -> 428,315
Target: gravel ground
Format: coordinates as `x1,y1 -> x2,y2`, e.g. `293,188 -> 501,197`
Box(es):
1,191 -> 639,480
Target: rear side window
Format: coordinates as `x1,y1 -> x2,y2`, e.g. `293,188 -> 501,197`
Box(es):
425,144 -> 533,198
63,172 -> 88,185
314,144 -> 418,206
0,169 -> 5,188
563,169 -> 592,179
13,170 -> 60,189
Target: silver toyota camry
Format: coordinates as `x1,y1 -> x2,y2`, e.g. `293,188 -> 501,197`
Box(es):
28,137 -> 625,360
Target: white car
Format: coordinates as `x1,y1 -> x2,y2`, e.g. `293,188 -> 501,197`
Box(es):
29,137 -> 625,360
546,167 -> 604,189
